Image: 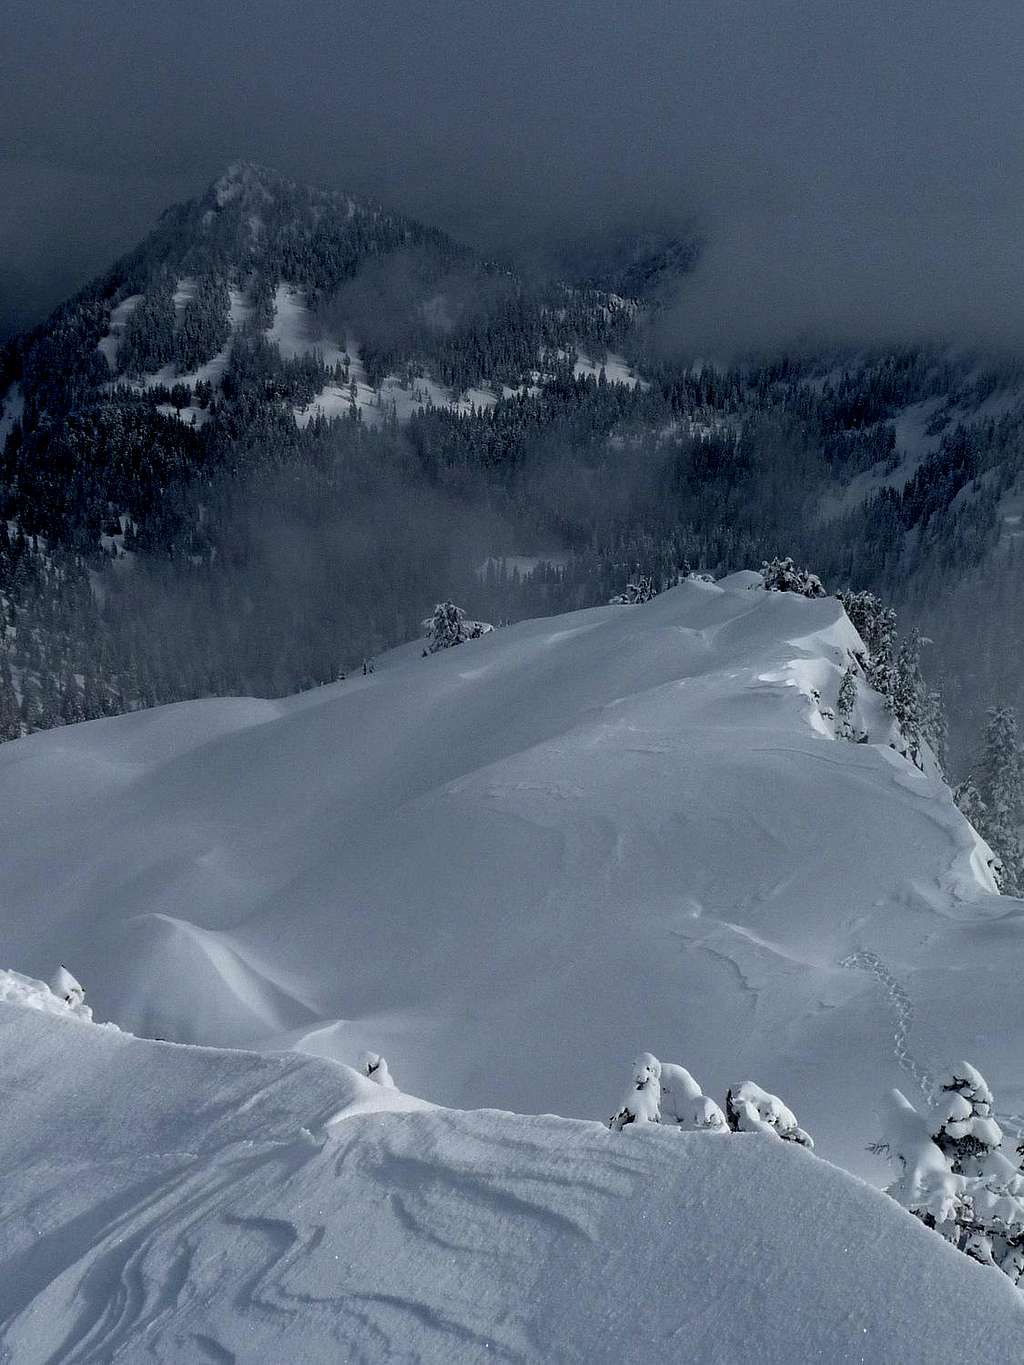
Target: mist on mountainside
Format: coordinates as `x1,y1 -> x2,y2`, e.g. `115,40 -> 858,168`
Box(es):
5,0 -> 1024,357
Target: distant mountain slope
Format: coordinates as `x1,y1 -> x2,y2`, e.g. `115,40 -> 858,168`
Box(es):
3,164 -> 1024,765
0,579 -> 1017,1180
2,976 -> 1023,1362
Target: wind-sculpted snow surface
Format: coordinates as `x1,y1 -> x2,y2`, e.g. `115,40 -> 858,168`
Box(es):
0,579 -> 1021,1177
1,999 -> 1023,1364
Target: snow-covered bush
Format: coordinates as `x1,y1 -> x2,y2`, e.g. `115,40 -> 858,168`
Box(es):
758,557 -> 825,598
609,1052 -> 662,1130
659,1063 -> 728,1132
360,1051 -> 397,1089
50,964 -> 88,1014
422,602 -> 493,653
609,576 -> 656,606
725,1081 -> 814,1148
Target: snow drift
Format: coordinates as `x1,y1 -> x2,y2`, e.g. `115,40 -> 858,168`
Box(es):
0,578 -> 1021,1180
1,984 -> 1022,1363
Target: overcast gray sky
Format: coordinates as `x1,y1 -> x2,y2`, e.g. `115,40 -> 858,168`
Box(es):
3,0 -> 1023,351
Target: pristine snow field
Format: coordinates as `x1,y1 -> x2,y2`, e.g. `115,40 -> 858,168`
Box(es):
1,984 -> 1023,1363
0,578 -> 1021,1186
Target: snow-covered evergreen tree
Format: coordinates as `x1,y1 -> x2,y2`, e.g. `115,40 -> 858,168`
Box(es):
423,602 -> 494,653
758,558 -> 825,598
837,591 -> 947,770
886,630 -> 946,768
838,590 -> 897,673
929,1063 -> 1024,1274
954,775 -> 1004,886
609,1053 -> 662,1130
958,707 -> 1024,895
878,1066 -> 1024,1283
0,654 -> 20,741
725,1081 -> 813,1147
609,575 -> 656,605
877,1088 -> 967,1239
834,666 -> 859,742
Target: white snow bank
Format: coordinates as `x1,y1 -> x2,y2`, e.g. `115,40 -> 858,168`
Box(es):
0,1001 -> 1021,1363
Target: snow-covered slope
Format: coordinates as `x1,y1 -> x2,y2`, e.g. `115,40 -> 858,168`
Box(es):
1,987 -> 1022,1363
0,579 -> 1019,1181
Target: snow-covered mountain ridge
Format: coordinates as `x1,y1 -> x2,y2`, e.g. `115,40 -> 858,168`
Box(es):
1,973 -> 1023,1363
0,576 -> 1017,1183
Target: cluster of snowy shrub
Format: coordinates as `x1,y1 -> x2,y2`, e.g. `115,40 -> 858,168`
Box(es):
608,1053 -> 813,1147
878,1063 -> 1024,1285
422,601 -> 494,654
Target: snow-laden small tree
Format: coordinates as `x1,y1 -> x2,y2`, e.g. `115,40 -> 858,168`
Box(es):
725,1081 -> 814,1148
834,666 -> 860,742
609,1053 -> 662,1130
758,557 -> 825,598
422,602 -> 494,654
659,1063 -> 728,1132
360,1051 -> 397,1089
609,576 -> 656,605
932,1063 -> 1003,1168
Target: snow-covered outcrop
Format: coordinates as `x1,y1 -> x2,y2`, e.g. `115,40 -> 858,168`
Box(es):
0,1000 -> 1022,1362
659,1062 -> 729,1132
0,580 -> 1019,1178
